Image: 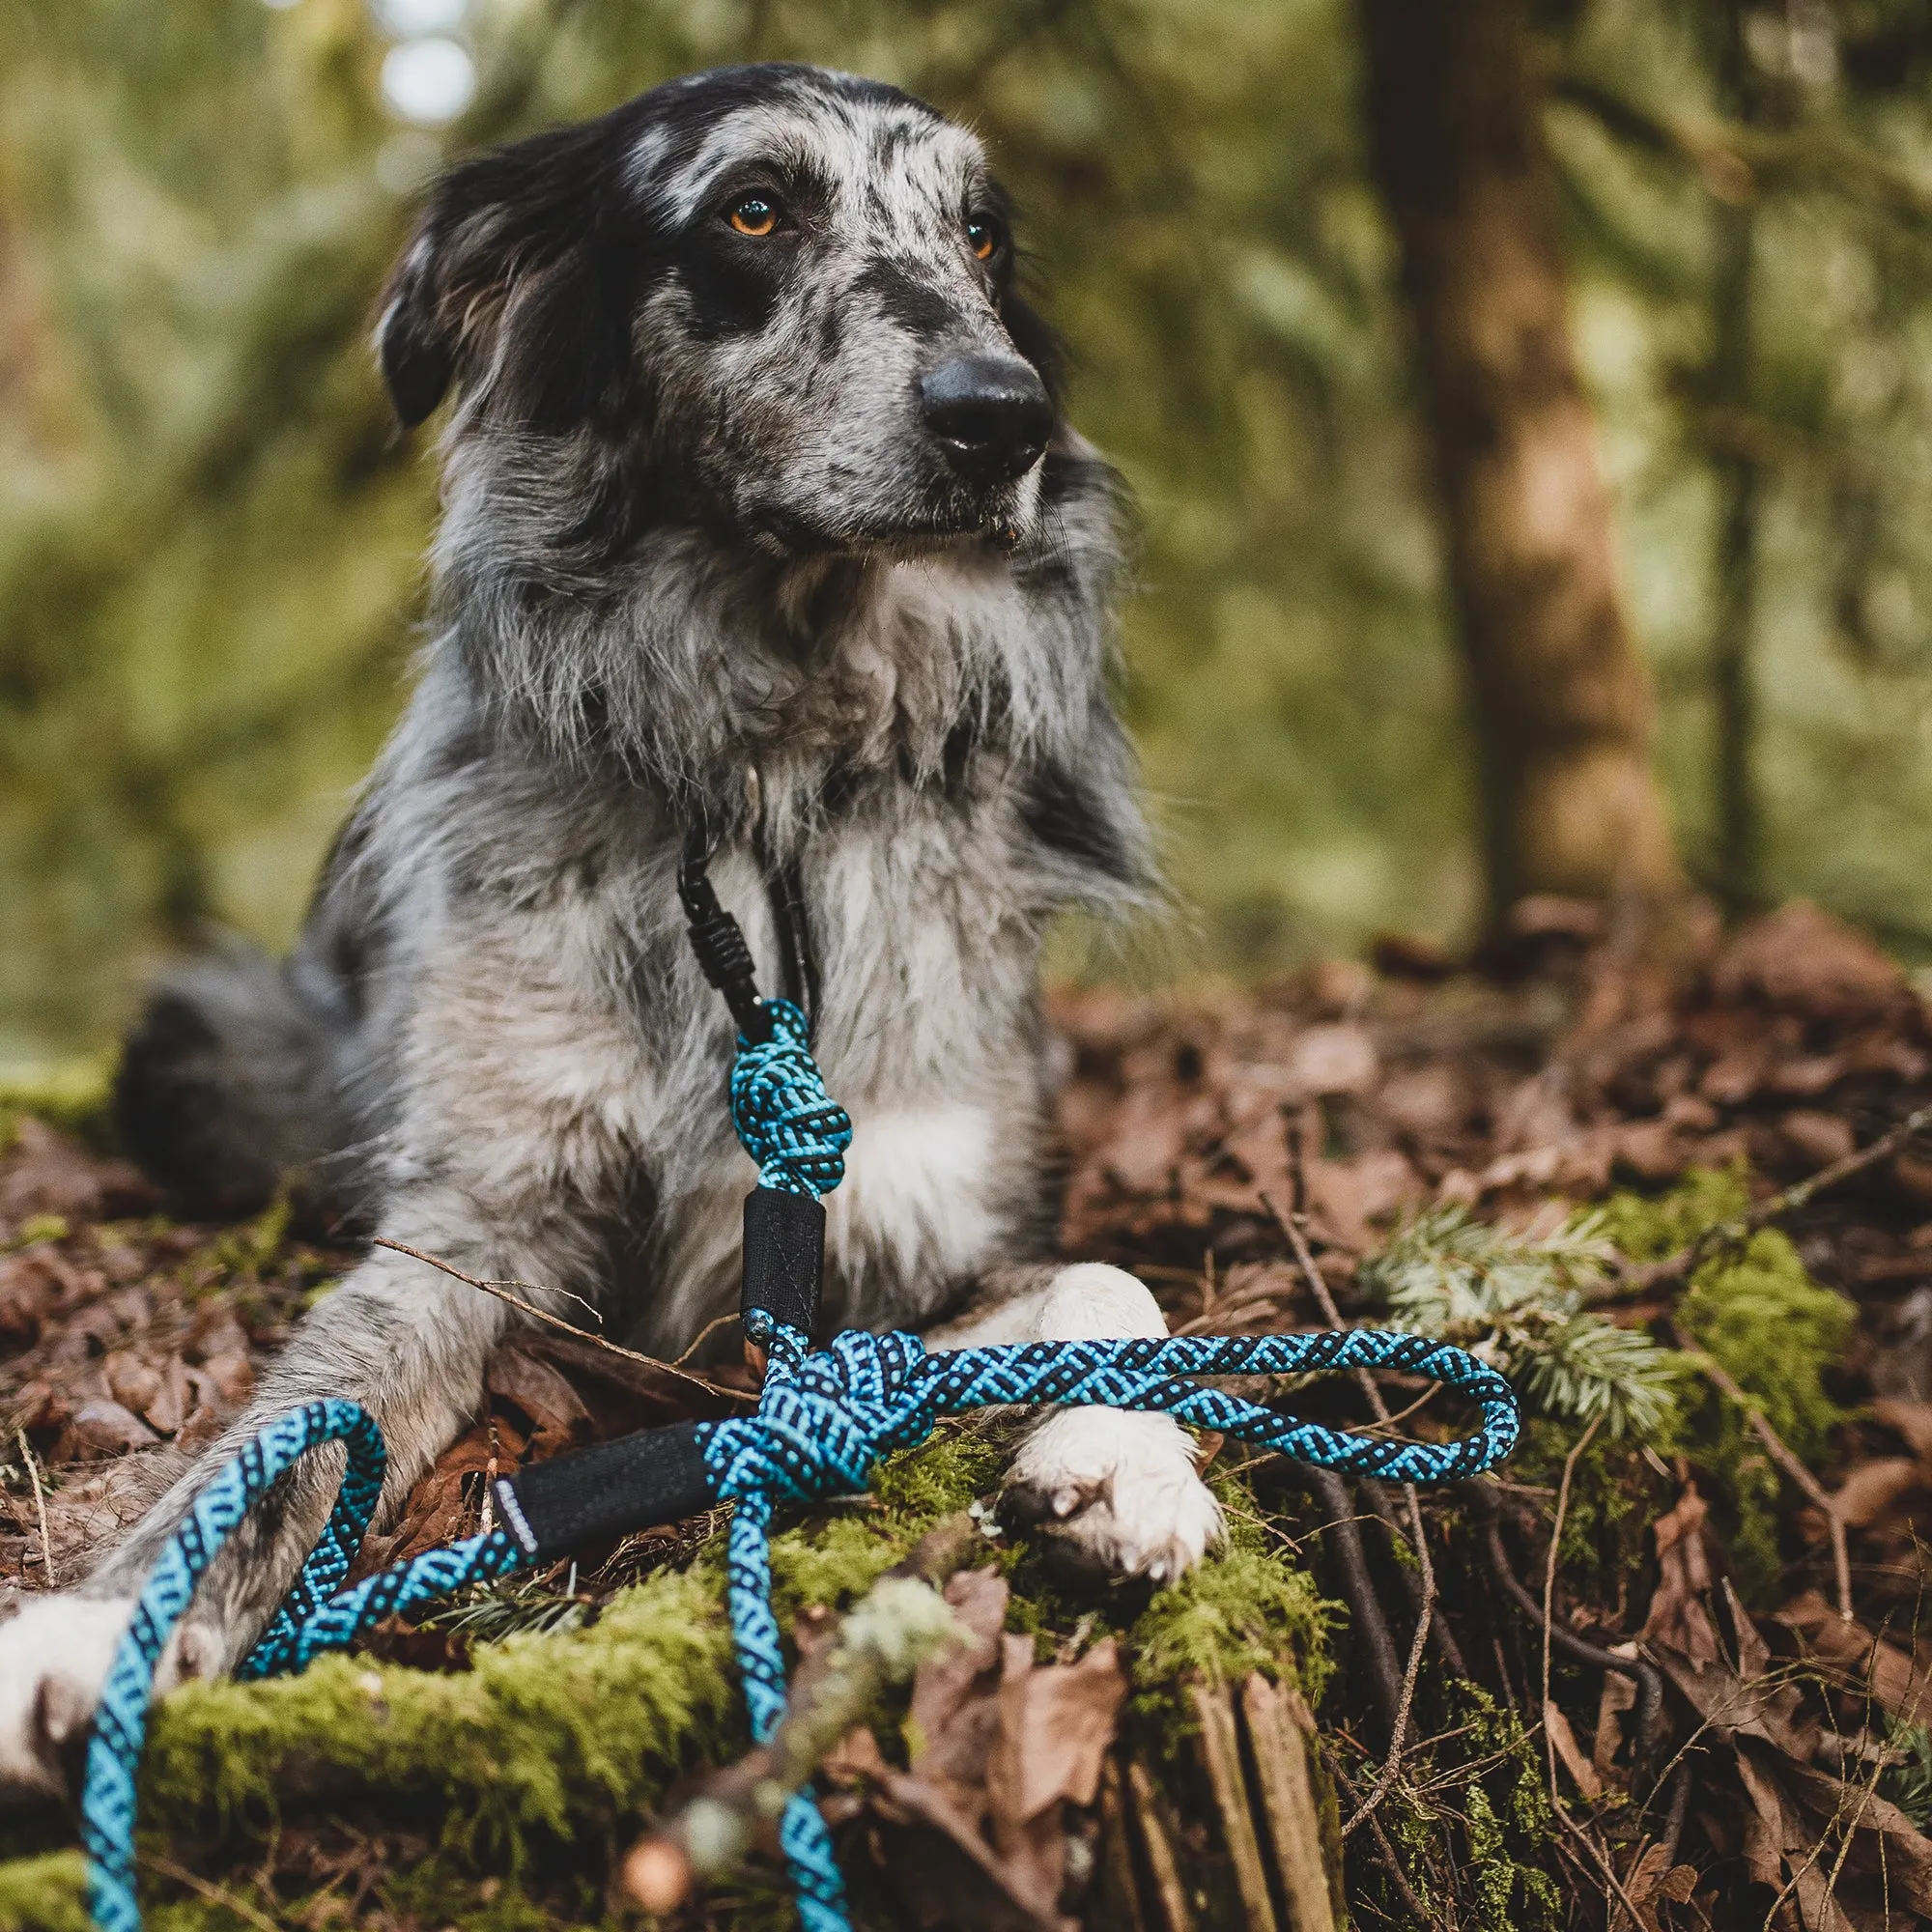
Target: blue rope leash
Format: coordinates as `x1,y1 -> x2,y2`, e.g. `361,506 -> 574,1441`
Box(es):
82,975 -> 1520,1929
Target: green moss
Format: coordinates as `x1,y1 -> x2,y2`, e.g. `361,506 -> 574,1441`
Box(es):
135,1852 -> 645,1932
0,1058 -> 118,1153
1602,1168 -> 1855,1599
1679,1231 -> 1853,1468
198,1193 -> 294,1284
1378,1686 -> 1560,1932
8,1216 -> 69,1251
142,1565 -> 738,1848
0,1850 -> 88,1932
767,1424 -> 1007,1614
8,1424 -> 1331,1927
1127,1473 -> 1332,1720
1508,1419 -> 1678,1602
1598,1163 -> 1752,1262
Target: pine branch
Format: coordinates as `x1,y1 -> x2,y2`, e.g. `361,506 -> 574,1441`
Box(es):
1361,1207 -> 1679,1437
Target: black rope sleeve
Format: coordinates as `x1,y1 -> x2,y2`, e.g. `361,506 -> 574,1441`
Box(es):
493,1422 -> 717,1560
742,1185 -> 825,1338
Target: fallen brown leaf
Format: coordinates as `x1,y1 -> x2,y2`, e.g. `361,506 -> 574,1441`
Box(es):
987,1634 -> 1126,1824
63,1398 -> 159,1459
1641,1484 -> 1720,1668
1826,1457 -> 1925,1532
1543,1696 -> 1602,1801
486,1345 -> 594,1448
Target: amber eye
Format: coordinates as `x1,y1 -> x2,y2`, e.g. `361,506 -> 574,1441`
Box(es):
967,214 -> 1000,262
728,194 -> 780,238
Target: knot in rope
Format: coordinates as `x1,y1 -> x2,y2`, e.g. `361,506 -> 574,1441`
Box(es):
702,1327 -> 936,1506
729,998 -> 853,1195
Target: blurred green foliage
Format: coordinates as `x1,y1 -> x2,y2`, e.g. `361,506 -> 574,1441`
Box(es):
6,0 -> 1932,1061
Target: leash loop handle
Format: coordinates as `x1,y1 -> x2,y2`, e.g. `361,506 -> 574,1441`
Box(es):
81,1400 -> 385,1932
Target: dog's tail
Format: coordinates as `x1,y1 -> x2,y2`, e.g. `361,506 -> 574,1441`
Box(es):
113,944 -> 373,1218
114,807 -> 400,1220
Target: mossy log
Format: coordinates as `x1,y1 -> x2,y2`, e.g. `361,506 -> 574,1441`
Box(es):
0,1432 -> 1340,1930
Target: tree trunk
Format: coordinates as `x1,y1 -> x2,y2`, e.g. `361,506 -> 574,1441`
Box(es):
1706,0 -> 1770,919
1356,0 -> 1681,935
1708,197 -> 1764,918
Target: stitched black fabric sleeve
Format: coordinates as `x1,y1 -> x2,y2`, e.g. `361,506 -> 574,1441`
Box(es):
742,1184 -> 824,1336
492,1422 -> 716,1559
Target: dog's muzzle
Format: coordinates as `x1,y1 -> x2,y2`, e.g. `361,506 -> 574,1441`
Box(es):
919,354 -> 1051,487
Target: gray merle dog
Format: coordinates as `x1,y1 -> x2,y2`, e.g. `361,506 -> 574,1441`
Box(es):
0,62 -> 1221,1803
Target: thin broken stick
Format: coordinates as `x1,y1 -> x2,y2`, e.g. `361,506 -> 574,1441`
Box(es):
138,1853 -> 281,1932
374,1236 -> 753,1404
1328,1758 -> 1443,1931
622,1513 -> 982,1913
1665,1318 -> 1854,1623
672,1309 -> 741,1367
1543,1415 -> 1603,1811
16,1427 -> 51,1585
1601,1100 -> 1932,1301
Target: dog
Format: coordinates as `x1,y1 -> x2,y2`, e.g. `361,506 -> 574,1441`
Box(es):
0,62 -> 1222,1804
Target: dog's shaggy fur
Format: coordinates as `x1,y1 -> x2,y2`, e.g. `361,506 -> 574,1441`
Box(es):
0,64 -> 1221,1803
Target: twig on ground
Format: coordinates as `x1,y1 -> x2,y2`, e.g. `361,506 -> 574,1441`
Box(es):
1329,1758 -> 1443,1930
1257,1182 -> 1405,1737
1305,1465 -> 1405,1742
622,1514 -> 982,1913
1467,1482 -> 1662,1762
374,1236 -> 752,1404
1543,1416 -> 1603,1808
1361,1479 -> 1468,1678
139,1853 -> 281,1932
16,1428 -> 51,1585
1601,1101 -> 1932,1302
1666,1320 -> 1854,1622
672,1310 -> 741,1367
1658,1757 -> 1693,1868
1498,1407 -> 1650,1931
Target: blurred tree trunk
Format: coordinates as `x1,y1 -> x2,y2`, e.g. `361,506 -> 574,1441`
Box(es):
1705,1 -> 1769,918
1356,0 -> 1682,939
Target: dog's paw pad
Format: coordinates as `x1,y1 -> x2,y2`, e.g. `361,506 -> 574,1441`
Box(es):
1003,1407 -> 1223,1583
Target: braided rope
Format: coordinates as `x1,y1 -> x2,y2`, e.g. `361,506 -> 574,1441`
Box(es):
81,983 -> 1521,1932
81,1400 -> 385,1932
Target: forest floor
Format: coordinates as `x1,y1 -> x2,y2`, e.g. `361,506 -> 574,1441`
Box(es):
6,897 -> 1932,1930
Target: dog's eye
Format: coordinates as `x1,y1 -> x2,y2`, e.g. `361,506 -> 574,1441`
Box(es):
728,195 -> 781,238
967,214 -> 1001,262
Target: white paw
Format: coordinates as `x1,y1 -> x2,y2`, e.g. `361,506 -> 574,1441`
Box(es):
0,1595 -> 219,1807
0,1596 -> 132,1804
1003,1406 -> 1224,1584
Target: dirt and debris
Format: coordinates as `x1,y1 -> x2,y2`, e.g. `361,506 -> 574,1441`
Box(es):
5,896 -> 1932,1928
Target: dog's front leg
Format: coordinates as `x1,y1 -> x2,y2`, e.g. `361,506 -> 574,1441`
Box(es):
0,1187 -> 550,1806
925,1264 -> 1224,1583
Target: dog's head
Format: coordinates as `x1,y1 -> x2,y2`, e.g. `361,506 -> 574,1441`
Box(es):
380,64 -> 1063,560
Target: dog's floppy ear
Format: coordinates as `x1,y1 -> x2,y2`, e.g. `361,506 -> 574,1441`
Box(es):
376,125 -> 642,433
378,230 -> 458,429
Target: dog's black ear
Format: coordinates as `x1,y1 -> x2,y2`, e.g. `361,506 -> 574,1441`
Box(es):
378,234 -> 457,429
375,123 -> 641,433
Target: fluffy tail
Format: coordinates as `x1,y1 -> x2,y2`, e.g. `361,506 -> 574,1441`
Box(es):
114,945 -> 381,1219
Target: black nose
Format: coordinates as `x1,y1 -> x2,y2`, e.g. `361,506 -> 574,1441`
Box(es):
919,355 -> 1052,484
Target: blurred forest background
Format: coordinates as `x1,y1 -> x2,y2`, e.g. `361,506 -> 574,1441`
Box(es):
5,0 -> 1932,1065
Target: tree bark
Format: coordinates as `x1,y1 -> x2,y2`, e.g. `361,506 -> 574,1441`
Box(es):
1357,0 -> 1681,934
1706,0 -> 1770,919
